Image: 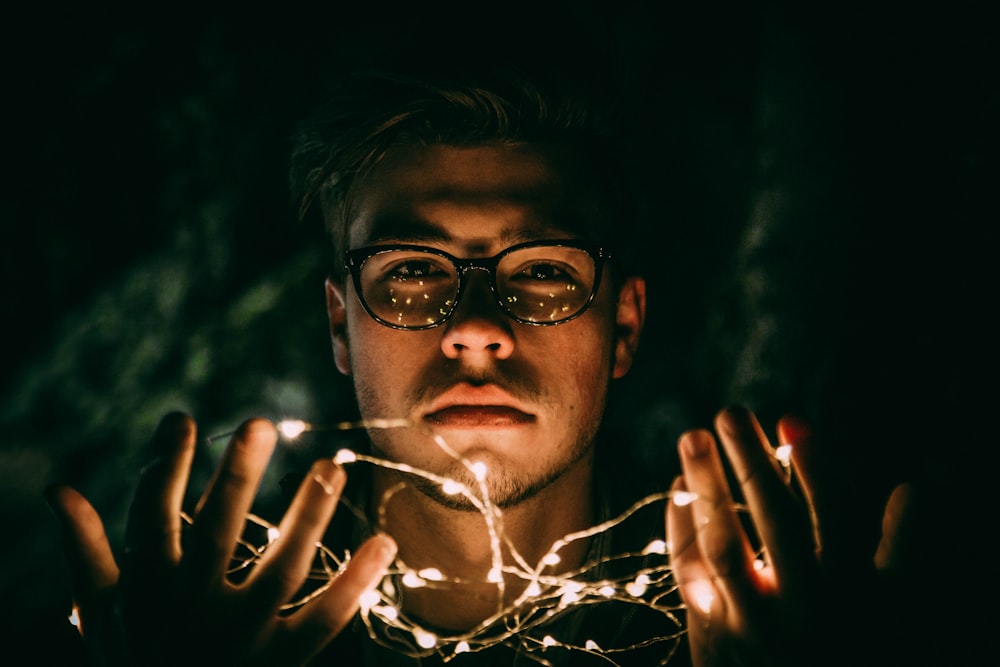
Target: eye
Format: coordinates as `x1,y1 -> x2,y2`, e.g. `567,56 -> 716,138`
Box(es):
511,261 -> 572,281
388,259 -> 447,279
368,251 -> 454,284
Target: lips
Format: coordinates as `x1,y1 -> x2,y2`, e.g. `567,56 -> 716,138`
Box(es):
425,405 -> 534,426
422,383 -> 535,427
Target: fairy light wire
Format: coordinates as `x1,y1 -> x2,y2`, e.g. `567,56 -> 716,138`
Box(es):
296,417 -> 689,664
77,416 -> 795,667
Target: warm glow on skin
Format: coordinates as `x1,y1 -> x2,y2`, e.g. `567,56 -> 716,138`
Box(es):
686,580 -> 715,614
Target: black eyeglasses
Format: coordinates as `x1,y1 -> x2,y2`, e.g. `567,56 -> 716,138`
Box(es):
344,239 -> 609,330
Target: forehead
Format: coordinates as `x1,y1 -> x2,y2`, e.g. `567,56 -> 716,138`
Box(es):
346,142 -> 605,252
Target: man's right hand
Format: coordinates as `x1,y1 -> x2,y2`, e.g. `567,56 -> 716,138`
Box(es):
46,412 -> 397,666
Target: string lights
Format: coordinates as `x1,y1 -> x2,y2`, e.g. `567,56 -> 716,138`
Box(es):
329,442 -> 692,664
78,417 -> 787,666
242,417 -> 697,665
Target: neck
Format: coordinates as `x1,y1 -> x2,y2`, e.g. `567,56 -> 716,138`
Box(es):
369,453 -> 597,631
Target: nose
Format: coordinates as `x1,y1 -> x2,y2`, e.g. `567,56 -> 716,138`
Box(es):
440,272 -> 514,361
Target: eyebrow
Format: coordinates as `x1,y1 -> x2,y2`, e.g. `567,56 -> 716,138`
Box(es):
362,216 -> 452,245
361,215 -> 577,247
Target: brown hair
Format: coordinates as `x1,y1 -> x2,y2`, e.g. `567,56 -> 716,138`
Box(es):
289,59 -> 637,279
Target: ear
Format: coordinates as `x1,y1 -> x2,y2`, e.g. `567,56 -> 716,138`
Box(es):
611,276 -> 646,379
325,277 -> 352,376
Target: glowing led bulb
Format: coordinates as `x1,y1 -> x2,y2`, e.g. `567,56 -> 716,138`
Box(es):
375,605 -> 398,621
277,419 -> 307,439
442,479 -> 463,494
558,581 -> 584,595
334,449 -> 357,464
775,443 -> 792,467
542,553 -> 561,566
560,590 -> 581,605
68,605 -> 80,631
454,641 -> 470,654
558,581 -> 583,604
402,572 -> 426,588
598,585 -> 615,597
672,490 -> 697,506
417,568 -> 444,581
626,573 -> 649,597
470,461 -> 488,481
413,628 -> 437,649
642,539 -> 667,555
524,581 -> 542,597
266,526 -> 280,543
359,589 -> 380,611
487,567 -> 503,583
542,635 -> 557,647
585,639 -> 601,651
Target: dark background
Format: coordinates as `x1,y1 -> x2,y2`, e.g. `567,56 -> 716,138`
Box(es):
1,2 -> 992,663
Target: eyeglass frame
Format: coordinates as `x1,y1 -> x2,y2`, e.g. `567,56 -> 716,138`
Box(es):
343,238 -> 611,331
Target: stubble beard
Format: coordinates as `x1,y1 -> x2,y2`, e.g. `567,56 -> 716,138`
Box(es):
363,422 -> 599,512
353,367 -> 605,512
407,437 -> 596,511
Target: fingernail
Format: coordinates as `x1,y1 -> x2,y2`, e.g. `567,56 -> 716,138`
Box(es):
680,431 -> 711,458
371,533 -> 398,563
236,417 -> 278,441
151,412 -> 195,458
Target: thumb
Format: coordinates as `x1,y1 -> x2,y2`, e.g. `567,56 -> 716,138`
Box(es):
874,482 -> 920,572
45,485 -> 120,639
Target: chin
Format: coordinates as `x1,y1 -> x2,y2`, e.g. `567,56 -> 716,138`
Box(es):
408,458 -> 561,511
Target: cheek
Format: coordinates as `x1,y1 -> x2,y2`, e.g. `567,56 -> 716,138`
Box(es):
544,321 -> 616,404
347,316 -> 434,387
345,316 -> 388,388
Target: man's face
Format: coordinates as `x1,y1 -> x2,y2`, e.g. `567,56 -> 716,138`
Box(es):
326,142 -> 645,510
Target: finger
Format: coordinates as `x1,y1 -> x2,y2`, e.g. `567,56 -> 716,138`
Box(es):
677,428 -> 758,595
272,533 -> 398,664
44,485 -> 120,636
777,414 -> 823,551
666,476 -> 729,667
666,475 -> 717,617
874,482 -> 919,572
125,412 -> 198,570
243,459 -> 347,615
186,418 -> 278,587
714,406 -> 815,586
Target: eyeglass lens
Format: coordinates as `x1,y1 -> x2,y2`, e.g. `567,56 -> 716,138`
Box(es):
358,246 -> 597,328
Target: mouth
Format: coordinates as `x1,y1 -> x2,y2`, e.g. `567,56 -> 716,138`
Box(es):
422,383 -> 535,427
424,405 -> 535,427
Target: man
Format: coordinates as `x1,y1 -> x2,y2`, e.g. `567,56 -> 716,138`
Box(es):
45,57 -> 920,666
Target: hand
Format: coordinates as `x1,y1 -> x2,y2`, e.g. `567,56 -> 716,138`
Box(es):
46,412 -> 397,666
666,405 -> 919,667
